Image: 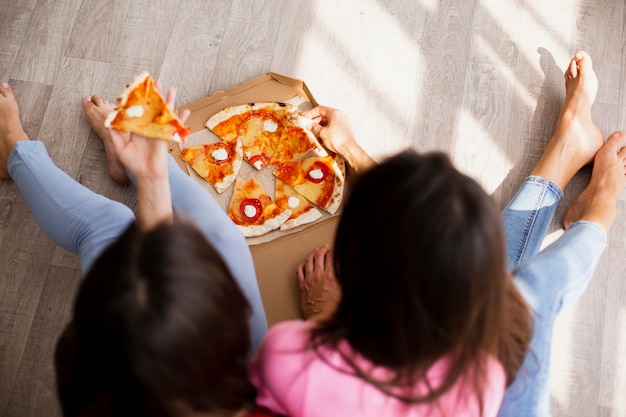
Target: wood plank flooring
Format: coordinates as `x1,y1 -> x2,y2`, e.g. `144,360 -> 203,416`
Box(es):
1,1 -> 625,416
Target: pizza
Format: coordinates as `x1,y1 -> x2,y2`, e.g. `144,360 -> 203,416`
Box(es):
179,139 -> 243,193
104,71 -> 190,143
273,155 -> 346,215
228,178 -> 291,237
274,178 -> 322,231
205,102 -> 324,170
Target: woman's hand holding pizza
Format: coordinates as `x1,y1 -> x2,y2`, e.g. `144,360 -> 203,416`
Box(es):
108,84 -> 190,231
303,105 -> 376,172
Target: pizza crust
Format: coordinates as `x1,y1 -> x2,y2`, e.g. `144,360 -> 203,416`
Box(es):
280,207 -> 322,231
324,156 -> 346,215
237,209 -> 292,237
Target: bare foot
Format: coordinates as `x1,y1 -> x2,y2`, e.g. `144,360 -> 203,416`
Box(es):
82,95 -> 130,184
563,131 -> 626,231
0,83 -> 28,179
530,50 -> 604,191
296,245 -> 341,323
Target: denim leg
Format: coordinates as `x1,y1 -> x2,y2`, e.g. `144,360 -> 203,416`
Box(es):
501,176 -> 563,269
7,140 -> 135,275
163,156 -> 268,353
498,221 -> 607,417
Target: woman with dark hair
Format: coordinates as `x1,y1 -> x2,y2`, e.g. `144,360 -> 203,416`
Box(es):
249,51 -> 626,417
0,82 -> 276,416
56,221 -> 266,417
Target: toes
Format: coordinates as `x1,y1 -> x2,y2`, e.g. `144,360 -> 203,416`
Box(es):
608,131 -> 626,157
606,131 -> 626,148
83,94 -> 113,110
90,94 -> 106,107
565,57 -> 578,79
574,50 -> 593,74
0,82 -> 13,97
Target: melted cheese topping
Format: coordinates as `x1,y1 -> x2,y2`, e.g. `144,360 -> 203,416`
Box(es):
287,196 -> 300,208
308,168 -> 324,180
212,148 -> 228,161
125,105 -> 144,117
243,204 -> 258,218
263,119 -> 278,132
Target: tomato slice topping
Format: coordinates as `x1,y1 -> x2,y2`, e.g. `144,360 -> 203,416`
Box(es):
237,110 -> 282,136
305,161 -> 329,184
240,198 -> 262,223
248,154 -> 269,169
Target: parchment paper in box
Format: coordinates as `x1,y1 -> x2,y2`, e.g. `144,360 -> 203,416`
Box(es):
173,72 -> 346,324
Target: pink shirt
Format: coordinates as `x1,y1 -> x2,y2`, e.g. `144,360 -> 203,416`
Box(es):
249,320 -> 505,417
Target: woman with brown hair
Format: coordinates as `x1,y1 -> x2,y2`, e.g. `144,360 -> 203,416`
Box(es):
249,51 -> 626,417
0,82 -> 278,416
55,221 -> 268,417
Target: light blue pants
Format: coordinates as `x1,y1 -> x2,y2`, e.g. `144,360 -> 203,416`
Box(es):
499,176 -> 607,417
7,140 -> 268,353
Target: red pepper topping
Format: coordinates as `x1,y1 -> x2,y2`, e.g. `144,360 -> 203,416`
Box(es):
305,161 -> 329,184
248,154 -> 269,169
240,198 -> 262,223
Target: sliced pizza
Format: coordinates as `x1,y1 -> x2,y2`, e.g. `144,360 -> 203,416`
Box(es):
179,139 -> 243,193
274,178 -> 322,231
104,71 -> 190,143
269,122 -> 325,165
273,155 -> 346,215
205,102 -> 324,170
228,178 -> 291,237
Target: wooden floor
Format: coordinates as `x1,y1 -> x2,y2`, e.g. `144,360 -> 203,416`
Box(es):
1,0 -> 625,416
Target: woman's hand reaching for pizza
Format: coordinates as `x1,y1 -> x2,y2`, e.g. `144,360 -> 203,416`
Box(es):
297,245 -> 341,323
303,106 -> 376,172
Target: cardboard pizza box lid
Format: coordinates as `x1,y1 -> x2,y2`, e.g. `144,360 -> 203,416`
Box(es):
174,72 -> 344,325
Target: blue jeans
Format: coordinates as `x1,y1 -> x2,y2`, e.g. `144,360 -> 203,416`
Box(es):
498,176 -> 607,417
7,140 -> 268,353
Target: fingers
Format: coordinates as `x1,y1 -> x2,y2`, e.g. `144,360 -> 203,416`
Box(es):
178,108 -> 191,123
306,120 -> 323,136
165,88 -> 176,109
153,79 -> 180,114
108,128 -> 127,155
302,106 -> 322,120
303,105 -> 338,124
297,245 -> 331,279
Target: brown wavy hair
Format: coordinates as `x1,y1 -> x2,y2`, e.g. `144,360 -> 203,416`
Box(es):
311,150 -> 532,409
55,220 -> 255,417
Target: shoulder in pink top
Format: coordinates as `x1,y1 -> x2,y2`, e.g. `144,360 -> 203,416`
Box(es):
249,320 -> 506,417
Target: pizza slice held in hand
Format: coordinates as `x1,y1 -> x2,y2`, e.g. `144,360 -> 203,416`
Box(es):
228,179 -> 291,237
273,155 -> 346,215
179,139 -> 243,193
275,178 -> 322,231
105,71 -> 190,143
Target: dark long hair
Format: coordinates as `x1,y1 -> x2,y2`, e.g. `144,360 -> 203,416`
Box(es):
311,150 -> 531,406
55,220 -> 255,417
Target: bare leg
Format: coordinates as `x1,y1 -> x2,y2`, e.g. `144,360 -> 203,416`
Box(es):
0,83 -> 28,179
82,95 -> 130,184
530,51 -> 604,191
563,131 -> 626,231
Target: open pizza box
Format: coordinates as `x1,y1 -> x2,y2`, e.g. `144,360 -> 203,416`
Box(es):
173,72 -> 350,326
